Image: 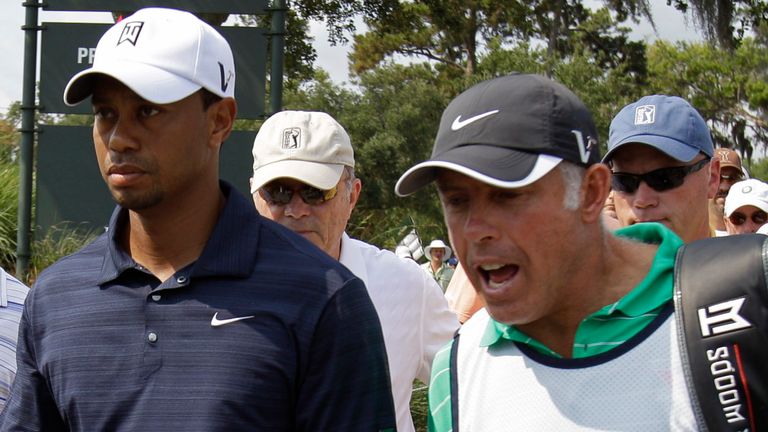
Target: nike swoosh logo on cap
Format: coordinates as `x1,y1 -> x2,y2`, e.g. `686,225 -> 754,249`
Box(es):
218,62 -> 233,93
451,110 -> 500,131
211,312 -> 255,327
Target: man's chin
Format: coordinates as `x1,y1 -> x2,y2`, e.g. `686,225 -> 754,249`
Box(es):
714,197 -> 726,208
112,191 -> 163,211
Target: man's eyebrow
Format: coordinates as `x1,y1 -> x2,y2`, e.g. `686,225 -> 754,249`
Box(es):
436,181 -> 464,193
90,95 -> 107,105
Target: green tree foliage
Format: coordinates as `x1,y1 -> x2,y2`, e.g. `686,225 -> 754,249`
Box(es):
237,11 -> 317,84
0,156 -> 19,271
668,0 -> 768,49
343,64 -> 450,246
350,1 -> 652,79
646,38 -> 768,159
747,154 -> 768,181
478,8 -> 648,153
236,0 -> 400,84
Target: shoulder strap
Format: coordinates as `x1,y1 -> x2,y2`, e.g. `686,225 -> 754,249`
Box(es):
674,234 -> 768,432
449,331 -> 460,432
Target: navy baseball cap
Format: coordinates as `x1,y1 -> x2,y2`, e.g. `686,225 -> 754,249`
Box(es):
395,73 -> 600,196
602,95 -> 714,163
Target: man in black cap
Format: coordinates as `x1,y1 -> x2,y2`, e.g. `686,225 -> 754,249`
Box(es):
396,73 -> 697,430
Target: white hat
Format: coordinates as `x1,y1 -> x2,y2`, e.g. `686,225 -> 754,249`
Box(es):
724,179 -> 768,217
250,111 -> 355,193
424,239 -> 451,262
64,7 -> 235,106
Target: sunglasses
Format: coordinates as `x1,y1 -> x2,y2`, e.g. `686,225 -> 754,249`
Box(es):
720,173 -> 744,182
259,183 -> 338,206
611,158 -> 711,194
728,210 -> 768,226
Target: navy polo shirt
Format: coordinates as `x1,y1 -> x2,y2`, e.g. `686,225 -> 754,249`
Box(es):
0,183 -> 395,431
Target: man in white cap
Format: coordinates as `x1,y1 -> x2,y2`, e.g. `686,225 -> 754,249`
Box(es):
723,179 -> 768,235
0,9 -> 395,431
395,73 -> 768,431
421,239 -> 455,291
250,110 -> 458,432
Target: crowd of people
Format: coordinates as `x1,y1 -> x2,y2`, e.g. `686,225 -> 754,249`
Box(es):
0,7 -> 766,431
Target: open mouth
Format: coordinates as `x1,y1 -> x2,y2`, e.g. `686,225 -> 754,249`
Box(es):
478,263 -> 519,288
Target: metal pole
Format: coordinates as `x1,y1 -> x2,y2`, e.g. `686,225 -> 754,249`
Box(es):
269,0 -> 286,114
16,0 -> 41,280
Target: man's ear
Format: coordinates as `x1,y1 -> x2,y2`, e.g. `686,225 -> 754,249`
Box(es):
706,157 -> 720,200
581,163 -> 612,223
208,98 -> 237,150
347,177 -> 363,213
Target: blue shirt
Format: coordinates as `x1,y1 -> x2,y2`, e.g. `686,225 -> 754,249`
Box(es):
0,183 -> 395,432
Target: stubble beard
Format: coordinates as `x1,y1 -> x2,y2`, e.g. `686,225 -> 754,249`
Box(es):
110,185 -> 164,211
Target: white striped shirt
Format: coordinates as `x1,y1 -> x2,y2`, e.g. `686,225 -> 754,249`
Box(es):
0,267 -> 29,409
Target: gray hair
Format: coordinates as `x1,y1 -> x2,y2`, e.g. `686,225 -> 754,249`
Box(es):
342,165 -> 356,198
559,161 -> 585,210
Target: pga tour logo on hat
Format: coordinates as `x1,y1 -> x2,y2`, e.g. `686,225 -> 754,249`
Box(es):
282,128 -> 302,149
634,105 -> 655,125
250,111 -> 355,193
603,95 -> 714,163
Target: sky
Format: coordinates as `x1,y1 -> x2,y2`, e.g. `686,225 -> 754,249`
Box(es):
0,3 -> 701,114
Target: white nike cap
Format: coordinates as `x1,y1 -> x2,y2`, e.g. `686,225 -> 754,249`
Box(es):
395,73 -> 600,196
250,111 -> 355,193
64,7 -> 235,106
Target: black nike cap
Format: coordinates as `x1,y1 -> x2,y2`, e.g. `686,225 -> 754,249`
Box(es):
395,73 -> 600,196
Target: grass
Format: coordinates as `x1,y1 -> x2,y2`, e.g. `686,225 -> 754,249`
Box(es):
0,160 -> 19,271
411,380 -> 429,431
26,224 -> 99,284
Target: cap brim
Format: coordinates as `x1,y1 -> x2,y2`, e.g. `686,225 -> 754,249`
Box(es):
720,162 -> 741,170
602,135 -> 701,163
725,198 -> 768,217
395,145 -> 562,196
250,160 -> 345,193
64,60 -> 202,106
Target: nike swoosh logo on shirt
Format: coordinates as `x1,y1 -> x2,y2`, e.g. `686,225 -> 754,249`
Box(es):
451,110 -> 500,131
210,312 -> 255,327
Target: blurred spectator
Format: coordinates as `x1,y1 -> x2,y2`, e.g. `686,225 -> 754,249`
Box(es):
421,239 -> 455,291
724,179 -> 768,235
710,148 -> 744,236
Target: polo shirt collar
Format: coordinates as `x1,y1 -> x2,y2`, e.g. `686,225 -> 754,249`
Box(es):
479,222 -> 683,348
98,182 -> 262,284
338,233 -> 369,286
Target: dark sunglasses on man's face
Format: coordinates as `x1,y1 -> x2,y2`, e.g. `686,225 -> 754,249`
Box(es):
259,183 -> 338,206
611,158 -> 711,194
728,210 -> 768,226
720,172 -> 744,183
